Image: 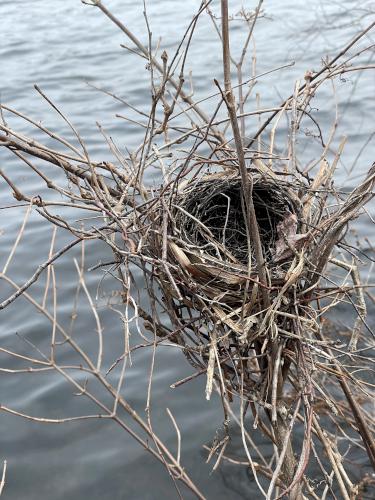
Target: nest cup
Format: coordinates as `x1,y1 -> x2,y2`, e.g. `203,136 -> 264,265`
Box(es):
159,172 -> 301,308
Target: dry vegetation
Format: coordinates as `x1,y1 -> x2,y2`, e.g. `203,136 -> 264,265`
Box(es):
1,1 -> 375,498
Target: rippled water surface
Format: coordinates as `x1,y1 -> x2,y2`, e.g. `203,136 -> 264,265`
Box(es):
1,1 -> 374,498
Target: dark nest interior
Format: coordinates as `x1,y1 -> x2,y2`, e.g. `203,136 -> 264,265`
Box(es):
173,175 -> 299,268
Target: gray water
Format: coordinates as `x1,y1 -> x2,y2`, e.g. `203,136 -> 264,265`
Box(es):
1,1 -> 374,499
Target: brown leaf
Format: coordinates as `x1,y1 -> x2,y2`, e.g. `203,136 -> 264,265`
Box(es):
274,213 -> 308,262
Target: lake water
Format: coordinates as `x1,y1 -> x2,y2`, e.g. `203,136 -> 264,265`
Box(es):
1,1 -> 374,498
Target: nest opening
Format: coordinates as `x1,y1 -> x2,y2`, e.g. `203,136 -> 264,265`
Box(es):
175,177 -> 296,266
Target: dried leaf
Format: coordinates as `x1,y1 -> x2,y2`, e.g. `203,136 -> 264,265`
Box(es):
274,213 -> 308,262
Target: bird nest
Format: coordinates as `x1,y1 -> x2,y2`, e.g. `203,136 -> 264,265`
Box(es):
145,162 -> 374,401
146,169 -> 313,396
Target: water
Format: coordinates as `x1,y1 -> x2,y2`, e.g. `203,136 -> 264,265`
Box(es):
1,1 -> 374,498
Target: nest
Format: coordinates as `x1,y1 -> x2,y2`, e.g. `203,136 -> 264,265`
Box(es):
146,161 -> 375,405
146,170 -> 310,393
